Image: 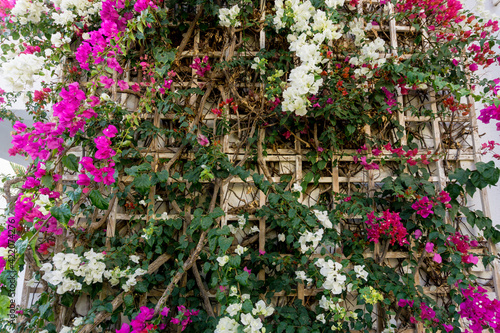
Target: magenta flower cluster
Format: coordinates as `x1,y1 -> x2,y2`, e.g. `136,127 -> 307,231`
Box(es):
381,87 -> 397,114
116,305 -> 199,333
190,56 -> 211,77
75,0 -> 132,72
411,196 -> 434,218
459,285 -> 500,333
447,232 -> 479,265
365,210 -> 409,246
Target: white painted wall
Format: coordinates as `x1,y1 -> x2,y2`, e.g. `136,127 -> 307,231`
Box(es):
462,0 -> 500,227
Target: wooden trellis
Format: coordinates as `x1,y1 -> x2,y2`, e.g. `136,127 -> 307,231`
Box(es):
17,1 -> 500,332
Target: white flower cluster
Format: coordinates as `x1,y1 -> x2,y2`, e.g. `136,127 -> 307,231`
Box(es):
41,253 -> 84,294
0,54 -> 45,91
103,265 -> 147,292
353,264 -> 369,281
349,37 -> 386,79
348,18 -> 365,46
11,0 -> 49,24
318,295 -> 357,329
34,193 -> 52,215
274,0 -> 342,115
315,258 -> 346,294
251,57 -> 267,75
296,270 -> 313,285
41,249 -> 147,294
219,5 -> 241,27
51,32 -> 72,48
228,215 -> 259,235
51,0 -> 102,25
216,296 -> 274,333
313,210 -> 332,229
292,182 -> 302,192
215,317 -> 240,333
298,228 -> 324,253
235,245 -> 248,256
217,255 -> 230,267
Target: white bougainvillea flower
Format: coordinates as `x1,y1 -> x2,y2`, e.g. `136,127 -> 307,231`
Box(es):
219,4 -> 241,27
217,255 -> 230,267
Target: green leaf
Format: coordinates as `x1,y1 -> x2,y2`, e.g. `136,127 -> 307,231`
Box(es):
242,299 -> 253,312
124,295 -> 134,307
228,255 -> 241,268
346,124 -> 356,136
218,237 -> 233,253
50,205 -> 72,226
104,302 -> 114,313
0,295 -> 10,317
449,168 -> 470,185
39,302 -> 52,319
317,160 -> 327,170
133,174 -> 152,195
61,293 -> 74,307
156,170 -> 169,182
277,322 -> 287,333
210,207 -> 225,219
154,49 -> 176,65
62,154 -> 80,172
41,175 -> 54,188
134,280 -> 149,293
15,238 -> 29,255
89,190 -> 109,210
451,254 -> 462,265
235,272 -> 249,286
201,216 -> 213,230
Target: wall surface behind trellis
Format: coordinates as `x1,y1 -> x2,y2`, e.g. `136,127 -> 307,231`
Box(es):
467,0 -> 500,238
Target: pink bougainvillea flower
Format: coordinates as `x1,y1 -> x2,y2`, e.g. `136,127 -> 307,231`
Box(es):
414,229 -> 422,239
398,299 -> 408,307
243,266 -> 251,274
99,75 -> 114,89
443,324 -> 453,332
161,307 -> 170,317
469,63 -> 479,71
103,125 -> 118,138
317,146 -> 324,152
420,303 -> 437,321
433,253 -> 442,263
259,249 -> 266,255
164,79 -> 173,90
190,56 -> 211,77
134,0 -> 158,12
425,242 -> 434,253
452,59 -> 459,66
116,323 -> 130,333
412,196 -> 434,218
462,254 -> 479,265
197,134 -> 209,146
365,210 -> 408,246
131,83 -> 141,92
117,80 -> 129,90
13,121 -> 27,133
89,95 -> 100,107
